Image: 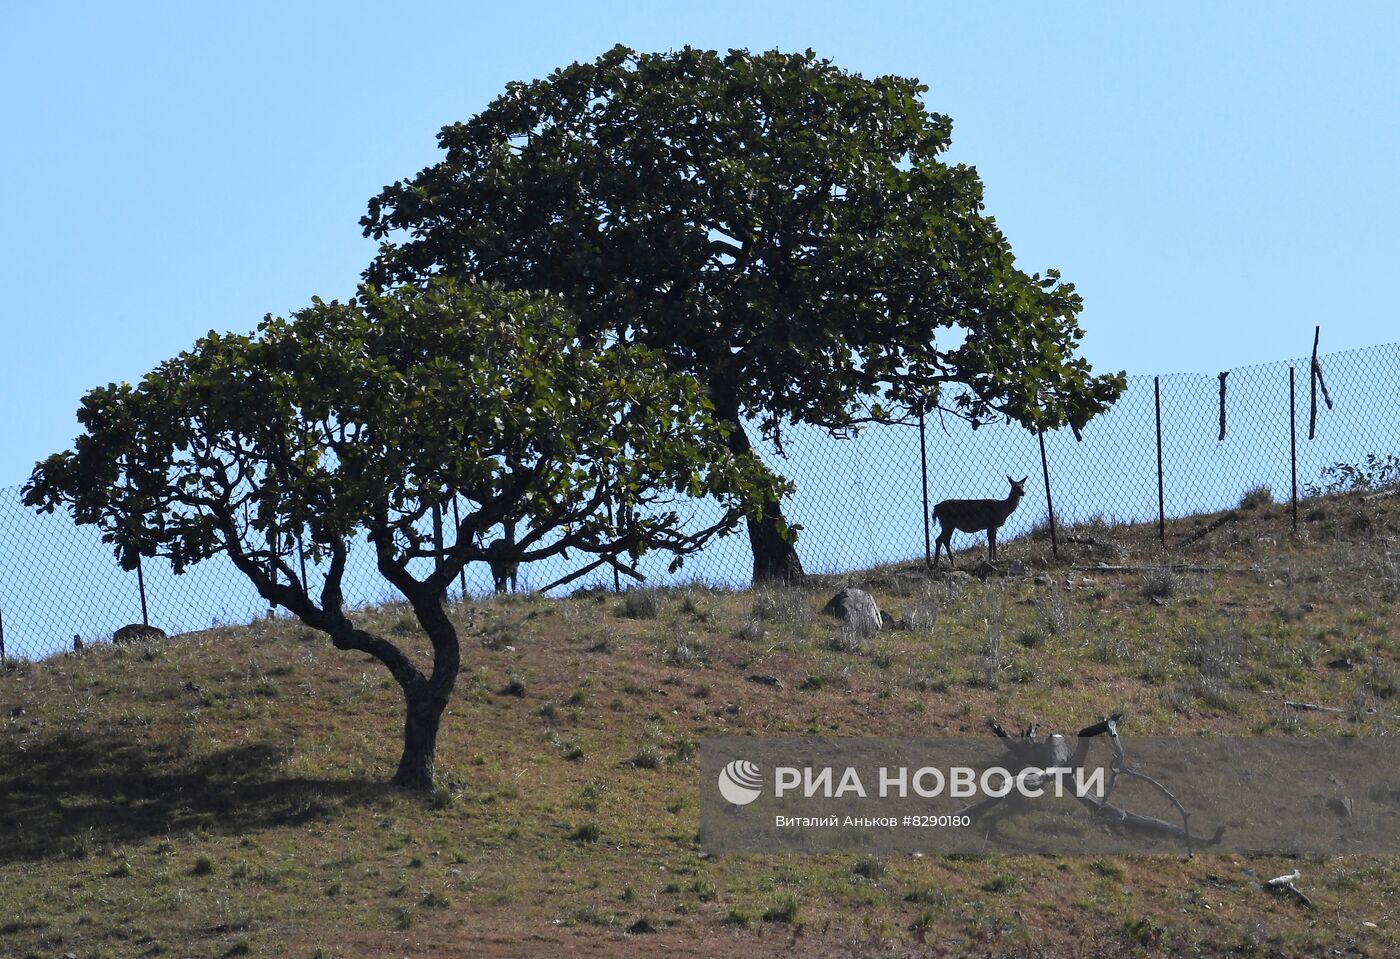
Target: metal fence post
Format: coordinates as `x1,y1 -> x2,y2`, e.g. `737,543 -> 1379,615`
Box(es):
0,608 -> 6,665
1038,431 -> 1058,560
1309,326 -> 1320,440
919,405 -> 931,568
135,552 -> 150,627
1154,376 -> 1165,545
1289,366 -> 1298,530
451,497 -> 467,598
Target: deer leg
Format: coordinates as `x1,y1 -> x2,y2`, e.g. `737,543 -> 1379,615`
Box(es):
988,528 -> 997,562
938,530 -> 955,570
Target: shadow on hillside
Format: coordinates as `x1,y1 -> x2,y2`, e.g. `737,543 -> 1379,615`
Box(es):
0,727 -> 394,863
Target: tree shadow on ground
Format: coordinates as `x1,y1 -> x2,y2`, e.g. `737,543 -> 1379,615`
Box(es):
0,726 -> 393,863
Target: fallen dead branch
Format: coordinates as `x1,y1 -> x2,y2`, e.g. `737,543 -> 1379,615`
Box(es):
955,714 -> 1225,856
1179,511 -> 1241,548
1265,869 -> 1316,909
1283,700 -> 1345,714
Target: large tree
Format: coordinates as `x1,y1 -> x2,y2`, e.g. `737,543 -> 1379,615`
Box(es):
24,280 -> 780,789
361,45 -> 1126,584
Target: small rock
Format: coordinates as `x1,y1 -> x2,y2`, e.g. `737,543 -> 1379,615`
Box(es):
747,674 -> 783,688
821,588 -> 882,633
1327,657 -> 1355,671
1326,796 -> 1355,819
1150,595 -> 1168,607
626,917 -> 658,935
1034,574 -> 1053,586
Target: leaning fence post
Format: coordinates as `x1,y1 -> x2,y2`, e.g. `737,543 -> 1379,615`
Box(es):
1309,326 -> 1320,440
1289,366 -> 1298,530
1154,376 -> 1166,545
1038,430 -> 1058,560
0,607 -> 6,665
135,552 -> 150,628
919,404 -> 932,568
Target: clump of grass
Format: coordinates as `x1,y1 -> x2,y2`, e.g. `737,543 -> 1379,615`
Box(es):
1365,662 -> 1399,699
725,908 -> 756,927
191,855 -> 215,876
752,590 -> 813,627
569,823 -> 601,843
568,680 -> 593,706
678,590 -> 710,622
1141,568 -> 1181,601
823,628 -> 864,654
903,601 -> 938,632
910,671 -> 949,694
1122,916 -> 1165,946
851,855 -> 886,882
499,675 -> 527,697
665,637 -> 707,667
1240,485 -> 1274,510
738,617 -> 768,642
628,744 -> 663,770
799,674 -> 826,691
620,589 -> 661,620
762,894 -> 801,924
566,902 -> 617,926
982,875 -> 1021,894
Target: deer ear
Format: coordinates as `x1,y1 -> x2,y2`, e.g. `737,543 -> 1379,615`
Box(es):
1018,476 -> 1028,485
1006,475 -> 1014,485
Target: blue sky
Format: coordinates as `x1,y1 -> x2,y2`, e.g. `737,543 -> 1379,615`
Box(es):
3,1 -> 1398,484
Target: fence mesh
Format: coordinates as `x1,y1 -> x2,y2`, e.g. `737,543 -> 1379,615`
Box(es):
3,341 -> 1398,661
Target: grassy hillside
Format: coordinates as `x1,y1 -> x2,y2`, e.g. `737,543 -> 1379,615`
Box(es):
3,487 -> 1399,958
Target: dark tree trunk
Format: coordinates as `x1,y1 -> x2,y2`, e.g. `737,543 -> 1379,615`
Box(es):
393,686 -> 446,790
715,401 -> 804,586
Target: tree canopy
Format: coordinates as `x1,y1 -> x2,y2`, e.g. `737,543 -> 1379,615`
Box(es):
25,279 -> 781,787
360,46 -> 1125,580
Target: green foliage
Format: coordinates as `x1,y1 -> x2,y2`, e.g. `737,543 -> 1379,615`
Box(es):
364,47 -> 1123,442
26,280 -> 780,586
23,277 -> 783,788
1306,453 -> 1400,497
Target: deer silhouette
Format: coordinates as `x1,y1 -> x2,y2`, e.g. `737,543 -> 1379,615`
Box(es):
484,519 -> 519,594
933,475 -> 1028,569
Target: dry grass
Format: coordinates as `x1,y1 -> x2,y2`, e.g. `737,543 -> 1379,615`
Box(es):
1,489 -> 1399,956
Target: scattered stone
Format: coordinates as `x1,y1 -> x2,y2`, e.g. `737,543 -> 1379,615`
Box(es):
112,623 -> 167,645
1326,796 -> 1355,820
821,588 -> 882,633
1034,574 -> 1053,586
1327,657 -> 1355,671
1150,595 -> 1168,607
747,674 -> 783,688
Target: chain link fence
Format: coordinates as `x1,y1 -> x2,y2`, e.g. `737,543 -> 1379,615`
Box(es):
3,341 -> 1397,661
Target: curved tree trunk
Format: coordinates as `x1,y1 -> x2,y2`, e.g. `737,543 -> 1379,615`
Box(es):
393,687 -> 447,790
714,399 -> 804,586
